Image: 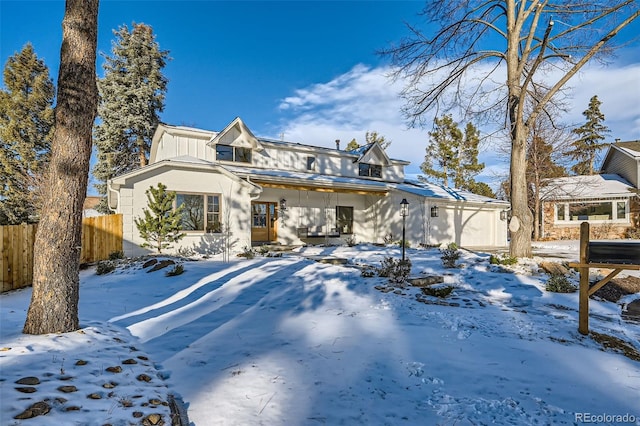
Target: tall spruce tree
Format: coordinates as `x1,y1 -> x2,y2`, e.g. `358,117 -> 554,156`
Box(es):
421,115 -> 460,186
420,115 -> 487,195
566,95 -> 609,175
93,23 -> 169,212
0,44 -> 54,224
455,122 -> 484,190
134,183 -> 185,253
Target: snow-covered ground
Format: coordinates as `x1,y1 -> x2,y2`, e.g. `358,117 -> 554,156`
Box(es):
1,243 -> 639,425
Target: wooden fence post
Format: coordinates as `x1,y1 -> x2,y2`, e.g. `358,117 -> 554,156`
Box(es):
578,222 -> 590,335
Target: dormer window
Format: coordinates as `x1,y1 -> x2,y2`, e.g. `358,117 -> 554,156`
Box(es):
216,144 -> 252,163
306,156 -> 316,171
359,163 -> 382,178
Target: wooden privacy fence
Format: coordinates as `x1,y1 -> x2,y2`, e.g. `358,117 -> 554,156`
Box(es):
1,214 -> 123,293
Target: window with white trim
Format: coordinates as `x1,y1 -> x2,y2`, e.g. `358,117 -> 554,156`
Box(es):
215,144 -> 252,163
306,156 -> 316,171
336,206 -> 354,234
175,193 -> 222,233
554,198 -> 629,223
359,163 -> 382,178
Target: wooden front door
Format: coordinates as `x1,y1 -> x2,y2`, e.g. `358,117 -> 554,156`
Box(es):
251,202 -> 278,243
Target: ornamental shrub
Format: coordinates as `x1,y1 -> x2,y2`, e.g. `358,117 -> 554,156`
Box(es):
441,243 -> 460,268
545,274 -> 577,293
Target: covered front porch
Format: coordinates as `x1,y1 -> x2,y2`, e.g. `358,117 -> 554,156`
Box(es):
249,180 -> 388,246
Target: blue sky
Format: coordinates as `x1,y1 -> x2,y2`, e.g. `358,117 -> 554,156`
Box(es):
2,0 -> 639,191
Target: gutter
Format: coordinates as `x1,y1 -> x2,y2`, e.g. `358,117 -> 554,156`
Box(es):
107,181 -> 120,213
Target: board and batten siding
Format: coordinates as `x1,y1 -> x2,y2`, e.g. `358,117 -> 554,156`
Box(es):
379,194 -> 507,248
120,167 -> 253,256
154,132 -> 214,163
153,131 -> 406,183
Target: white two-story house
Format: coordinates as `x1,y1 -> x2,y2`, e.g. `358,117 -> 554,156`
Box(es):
108,117 -> 509,256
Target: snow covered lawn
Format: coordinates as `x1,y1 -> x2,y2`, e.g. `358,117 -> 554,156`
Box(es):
1,244 -> 639,425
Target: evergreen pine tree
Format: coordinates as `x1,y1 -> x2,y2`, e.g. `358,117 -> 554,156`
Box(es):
421,115 -> 460,186
455,122 -> 484,190
134,183 -> 185,253
566,95 -> 609,175
345,138 -> 360,151
365,131 -> 391,150
0,44 -> 54,224
465,181 -> 496,198
93,23 -> 169,212
420,115 -> 487,195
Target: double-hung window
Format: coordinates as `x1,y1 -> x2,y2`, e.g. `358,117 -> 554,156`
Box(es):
175,193 -> 222,233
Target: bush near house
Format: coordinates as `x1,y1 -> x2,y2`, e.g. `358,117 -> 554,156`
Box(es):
441,243 -> 460,268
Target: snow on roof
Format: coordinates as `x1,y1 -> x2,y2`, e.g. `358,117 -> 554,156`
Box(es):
346,143 -> 372,156
167,155 -> 214,165
160,123 -> 217,135
396,180 -> 510,205
223,164 -> 389,190
540,174 -> 635,200
613,141 -> 640,158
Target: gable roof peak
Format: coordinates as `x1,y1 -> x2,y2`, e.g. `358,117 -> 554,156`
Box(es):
353,141 -> 391,165
208,117 -> 264,152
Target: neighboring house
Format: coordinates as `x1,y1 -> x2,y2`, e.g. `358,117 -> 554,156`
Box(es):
108,117 -> 509,256
82,195 -> 102,218
540,141 -> 640,240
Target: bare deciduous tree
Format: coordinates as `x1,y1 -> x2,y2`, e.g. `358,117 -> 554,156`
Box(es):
383,0 -> 639,257
23,0 -> 99,334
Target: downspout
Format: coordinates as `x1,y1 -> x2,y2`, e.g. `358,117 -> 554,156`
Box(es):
107,181 -> 120,214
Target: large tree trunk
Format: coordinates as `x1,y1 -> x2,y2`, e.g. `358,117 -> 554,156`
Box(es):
510,130 -> 534,257
23,0 -> 99,334
506,1 -> 532,258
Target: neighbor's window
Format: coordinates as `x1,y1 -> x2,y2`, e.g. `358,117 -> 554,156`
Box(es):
306,156 -> 316,171
568,201 -> 612,221
215,144 -> 252,163
617,201 -> 626,220
555,199 -> 629,222
175,193 -> 222,233
359,163 -> 382,178
336,206 -> 354,234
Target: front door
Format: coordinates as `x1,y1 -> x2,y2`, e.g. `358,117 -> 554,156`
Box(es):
251,202 -> 278,243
